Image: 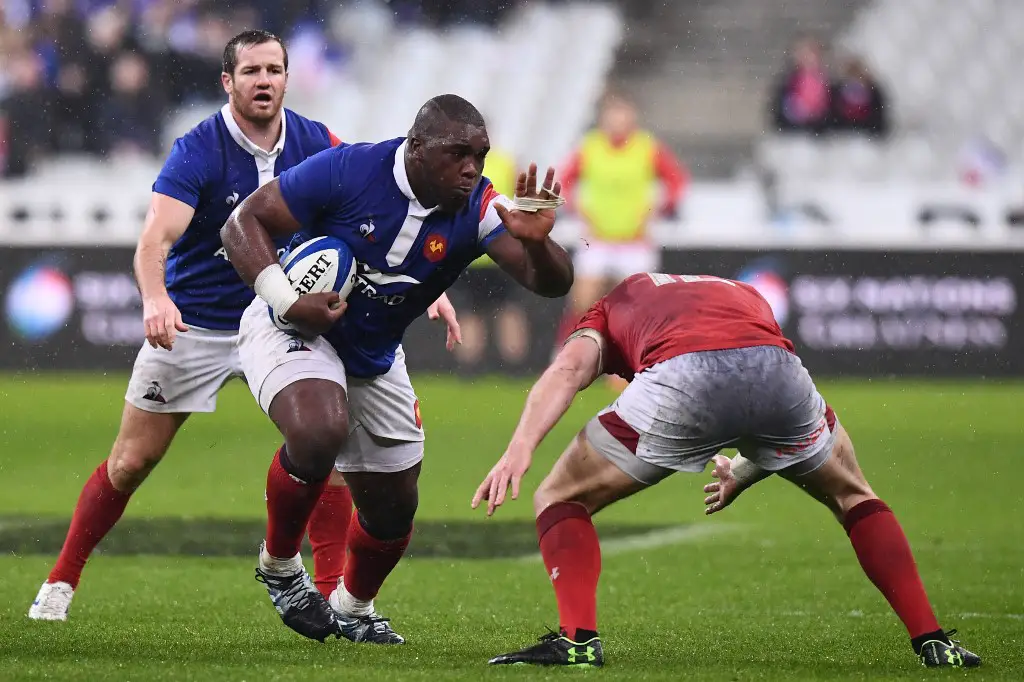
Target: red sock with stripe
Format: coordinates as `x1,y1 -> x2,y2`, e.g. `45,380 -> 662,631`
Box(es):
536,502 -> 602,641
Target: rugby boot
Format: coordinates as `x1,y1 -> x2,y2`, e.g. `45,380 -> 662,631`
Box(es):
255,543 -> 341,642
919,629 -> 981,668
28,581 -> 74,621
488,629 -> 604,667
328,587 -> 405,644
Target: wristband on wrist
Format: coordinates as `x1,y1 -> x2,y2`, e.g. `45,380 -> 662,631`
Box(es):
254,264 -> 299,316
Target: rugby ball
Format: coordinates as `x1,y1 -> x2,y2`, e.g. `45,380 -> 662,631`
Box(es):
271,235 -> 358,332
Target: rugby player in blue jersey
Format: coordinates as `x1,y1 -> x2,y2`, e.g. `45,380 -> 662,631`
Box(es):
29,31 -> 461,622
222,94 -> 573,643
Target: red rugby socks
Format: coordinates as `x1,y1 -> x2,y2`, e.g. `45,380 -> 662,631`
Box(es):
308,483 -> 354,597
843,499 -> 941,639
536,501 -> 602,641
342,516 -> 412,601
48,459 -> 132,588
265,447 -> 327,560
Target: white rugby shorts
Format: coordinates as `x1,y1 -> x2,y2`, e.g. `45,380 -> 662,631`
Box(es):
125,327 -> 243,414
237,297 -> 424,474
586,345 -> 836,485
573,240 -> 659,280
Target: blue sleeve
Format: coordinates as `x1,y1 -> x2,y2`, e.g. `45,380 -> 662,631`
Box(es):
152,137 -> 206,208
278,146 -> 341,227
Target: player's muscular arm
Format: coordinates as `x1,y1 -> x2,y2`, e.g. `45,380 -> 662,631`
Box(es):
134,193 -> 194,350
220,179 -> 300,286
509,335 -> 602,452
472,334 -> 602,515
220,178 -> 344,336
486,231 -> 573,298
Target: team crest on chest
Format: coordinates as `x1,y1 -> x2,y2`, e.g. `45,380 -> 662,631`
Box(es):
424,234 -> 447,262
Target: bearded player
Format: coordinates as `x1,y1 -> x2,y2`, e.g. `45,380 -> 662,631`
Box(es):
28,30 -> 460,621
473,272 -> 980,670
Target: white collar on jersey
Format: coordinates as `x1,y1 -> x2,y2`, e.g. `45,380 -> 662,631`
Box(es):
393,139 -> 438,217
220,103 -> 287,159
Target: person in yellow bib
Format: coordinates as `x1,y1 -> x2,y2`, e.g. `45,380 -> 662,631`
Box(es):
555,94 -> 688,348
450,146 -> 530,373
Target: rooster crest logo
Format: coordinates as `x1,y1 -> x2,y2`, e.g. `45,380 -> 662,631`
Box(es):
359,219 -> 376,242
423,234 -> 447,262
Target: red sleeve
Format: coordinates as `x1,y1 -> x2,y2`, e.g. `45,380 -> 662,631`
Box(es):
572,301 -> 609,338
653,142 -> 688,210
559,149 -> 583,209
479,181 -> 500,221
327,130 -> 343,147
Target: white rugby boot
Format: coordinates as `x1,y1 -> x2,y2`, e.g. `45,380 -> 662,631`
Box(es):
28,581 -> 74,621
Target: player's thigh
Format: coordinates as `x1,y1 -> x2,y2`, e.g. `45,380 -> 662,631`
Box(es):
571,243 -> 616,308
237,297 -> 349,418
125,328 -> 237,414
339,426 -> 422,537
109,402 -> 189,473
344,346 -> 424,455
536,425 -> 657,517
779,420 -> 876,519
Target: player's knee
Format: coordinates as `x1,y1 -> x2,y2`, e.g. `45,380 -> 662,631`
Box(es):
107,442 -> 164,491
284,412 -> 349,479
358,496 -> 417,540
533,477 -> 569,517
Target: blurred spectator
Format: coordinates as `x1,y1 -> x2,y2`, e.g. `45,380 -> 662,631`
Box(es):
831,56 -> 889,137
554,93 -> 688,386
770,36 -> 831,135
1,50 -> 54,177
52,62 -> 97,153
98,52 -> 164,158
0,0 -> 531,178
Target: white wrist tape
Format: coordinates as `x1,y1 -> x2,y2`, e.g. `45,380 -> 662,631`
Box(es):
511,193 -> 566,213
730,454 -> 771,489
254,264 -> 299,317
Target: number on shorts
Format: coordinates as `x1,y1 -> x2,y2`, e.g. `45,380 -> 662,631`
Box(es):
646,273 -> 737,287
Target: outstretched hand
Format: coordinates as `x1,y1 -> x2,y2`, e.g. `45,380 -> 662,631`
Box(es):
702,454 -> 741,516
471,446 -> 533,517
493,163 -> 562,244
427,293 -> 462,351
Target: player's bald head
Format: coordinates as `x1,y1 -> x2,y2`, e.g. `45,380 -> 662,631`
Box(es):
404,94 -> 490,214
409,94 -> 486,142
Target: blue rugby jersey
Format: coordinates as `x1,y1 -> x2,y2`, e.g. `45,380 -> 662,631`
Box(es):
278,137 -> 511,377
153,104 -> 341,330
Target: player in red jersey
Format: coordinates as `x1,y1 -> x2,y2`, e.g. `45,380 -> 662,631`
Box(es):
472,272 -> 980,669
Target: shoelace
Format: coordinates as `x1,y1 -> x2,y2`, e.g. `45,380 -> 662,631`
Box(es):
255,570 -> 313,612
537,627 -> 562,643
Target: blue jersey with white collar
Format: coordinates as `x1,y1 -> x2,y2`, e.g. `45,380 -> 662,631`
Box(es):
153,104 -> 341,330
278,137 -> 510,378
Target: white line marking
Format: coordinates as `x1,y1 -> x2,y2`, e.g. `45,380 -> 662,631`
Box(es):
776,610 -> 1024,620
517,523 -> 743,562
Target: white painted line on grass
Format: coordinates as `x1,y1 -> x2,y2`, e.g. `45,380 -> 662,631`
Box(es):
776,610 -> 1024,620
517,523 -> 743,562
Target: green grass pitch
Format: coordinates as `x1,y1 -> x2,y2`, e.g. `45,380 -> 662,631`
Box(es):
0,374 -> 1021,680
